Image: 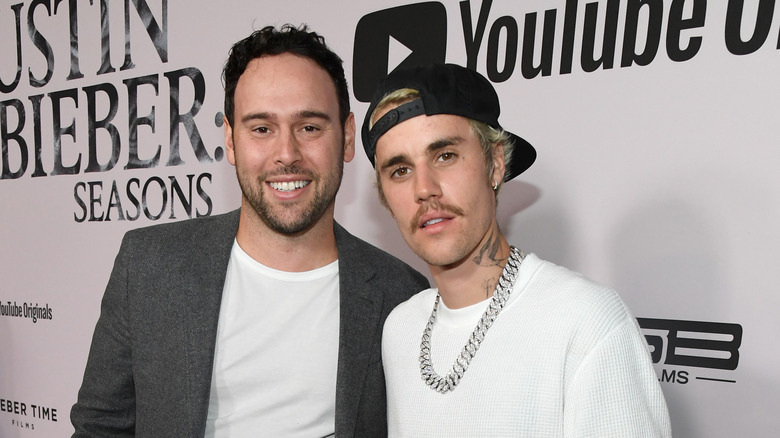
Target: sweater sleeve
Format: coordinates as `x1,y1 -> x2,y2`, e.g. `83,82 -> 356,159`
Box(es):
563,316 -> 672,438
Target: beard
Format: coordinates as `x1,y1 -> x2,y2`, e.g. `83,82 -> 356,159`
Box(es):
237,160 -> 344,235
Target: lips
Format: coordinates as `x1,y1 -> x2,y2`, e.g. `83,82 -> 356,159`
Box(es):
413,202 -> 465,233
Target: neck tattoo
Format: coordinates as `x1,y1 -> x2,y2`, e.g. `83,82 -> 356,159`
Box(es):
419,246 -> 525,393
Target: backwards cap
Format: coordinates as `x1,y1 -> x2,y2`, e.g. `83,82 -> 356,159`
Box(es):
361,63 -> 536,181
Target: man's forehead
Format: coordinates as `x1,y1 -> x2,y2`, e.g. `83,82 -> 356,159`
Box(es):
244,52 -> 317,72
237,54 -> 335,93
233,54 -> 339,117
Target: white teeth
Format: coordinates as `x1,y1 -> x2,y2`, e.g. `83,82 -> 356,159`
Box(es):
269,181 -> 310,192
423,218 -> 444,228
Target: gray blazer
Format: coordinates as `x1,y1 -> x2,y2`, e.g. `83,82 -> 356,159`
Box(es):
71,209 -> 428,437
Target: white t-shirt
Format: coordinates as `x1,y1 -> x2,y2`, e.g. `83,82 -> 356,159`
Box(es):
383,253 -> 671,437
205,241 -> 339,437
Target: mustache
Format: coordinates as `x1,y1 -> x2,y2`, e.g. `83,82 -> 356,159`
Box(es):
261,165 -> 316,180
410,201 -> 465,234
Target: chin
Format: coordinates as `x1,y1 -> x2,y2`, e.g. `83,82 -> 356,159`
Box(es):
412,244 -> 468,269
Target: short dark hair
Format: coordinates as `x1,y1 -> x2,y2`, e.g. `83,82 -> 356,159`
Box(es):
222,24 -> 350,127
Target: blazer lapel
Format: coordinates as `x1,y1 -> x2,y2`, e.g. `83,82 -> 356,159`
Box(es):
181,210 -> 240,435
333,222 -> 384,436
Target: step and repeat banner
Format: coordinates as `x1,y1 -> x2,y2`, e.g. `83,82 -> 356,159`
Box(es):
1,0 -> 778,436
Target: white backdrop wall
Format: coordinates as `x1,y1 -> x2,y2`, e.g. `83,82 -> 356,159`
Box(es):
1,0 -> 778,436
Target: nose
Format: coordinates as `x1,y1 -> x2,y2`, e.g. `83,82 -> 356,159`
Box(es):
414,166 -> 442,203
274,129 -> 303,166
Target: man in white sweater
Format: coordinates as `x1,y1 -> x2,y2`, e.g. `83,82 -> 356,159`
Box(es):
360,63 -> 672,437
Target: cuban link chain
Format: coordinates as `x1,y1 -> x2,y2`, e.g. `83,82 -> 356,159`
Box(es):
419,246 -> 525,393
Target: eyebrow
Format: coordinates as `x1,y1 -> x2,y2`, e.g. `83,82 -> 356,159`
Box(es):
296,110 -> 331,122
379,135 -> 464,172
240,110 -> 332,125
241,112 -> 273,124
379,154 -> 410,172
427,136 -> 464,155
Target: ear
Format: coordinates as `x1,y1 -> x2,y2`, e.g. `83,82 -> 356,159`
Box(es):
491,142 -> 506,186
343,112 -> 356,163
225,116 -> 236,166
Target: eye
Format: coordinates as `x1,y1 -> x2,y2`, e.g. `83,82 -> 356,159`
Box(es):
252,126 -> 270,134
298,124 -> 325,139
437,151 -> 456,162
391,167 -> 410,178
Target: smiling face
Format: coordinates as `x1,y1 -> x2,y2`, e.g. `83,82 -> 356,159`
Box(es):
374,111 -> 505,268
225,53 -> 355,235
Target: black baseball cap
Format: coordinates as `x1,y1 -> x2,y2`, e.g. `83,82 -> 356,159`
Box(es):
361,63 -> 536,181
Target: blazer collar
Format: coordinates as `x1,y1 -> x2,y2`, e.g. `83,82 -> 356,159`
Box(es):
333,222 -> 384,436
184,209 -> 241,435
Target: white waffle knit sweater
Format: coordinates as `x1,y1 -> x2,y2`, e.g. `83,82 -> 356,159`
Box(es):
382,253 -> 671,437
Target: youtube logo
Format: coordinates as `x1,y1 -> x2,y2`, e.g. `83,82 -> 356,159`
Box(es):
352,2 -> 447,102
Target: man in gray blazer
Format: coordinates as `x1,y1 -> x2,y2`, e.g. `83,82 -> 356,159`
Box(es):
71,25 -> 428,437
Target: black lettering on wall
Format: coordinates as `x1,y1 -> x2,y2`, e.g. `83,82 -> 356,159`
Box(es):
461,0 -> 493,70
61,0 -> 85,80
124,74 -> 160,169
725,0 -> 775,55
621,0 -> 663,67
196,172 -> 212,217
73,181 -> 87,222
0,3 -> 24,94
126,177 -> 141,220
88,180 -> 103,221
169,174 -> 192,219
667,0 -> 707,62
29,94 -> 47,177
97,0 -> 114,75
49,88 -> 80,175
486,15 -> 518,82
122,0 -> 168,70
142,176 -> 167,220
27,0 -> 55,88
84,83 -> 121,173
581,0 -> 620,72
521,9 -> 557,79
106,180 -> 125,220
164,67 -> 209,166
560,0 -> 578,75
0,99 -> 27,179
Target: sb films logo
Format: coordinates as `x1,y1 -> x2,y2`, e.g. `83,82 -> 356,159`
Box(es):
638,318 -> 743,385
353,2 -> 447,102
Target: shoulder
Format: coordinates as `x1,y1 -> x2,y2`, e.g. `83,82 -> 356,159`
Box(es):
384,288 -> 437,334
388,288 -> 438,319
520,254 -> 633,338
120,209 -> 239,257
124,209 -> 238,241
334,222 -> 429,288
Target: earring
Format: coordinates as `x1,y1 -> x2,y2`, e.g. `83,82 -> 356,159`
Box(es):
492,180 -> 498,190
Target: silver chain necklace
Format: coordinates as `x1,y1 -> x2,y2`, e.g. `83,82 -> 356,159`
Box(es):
419,246 -> 525,393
